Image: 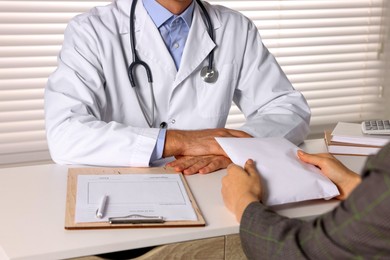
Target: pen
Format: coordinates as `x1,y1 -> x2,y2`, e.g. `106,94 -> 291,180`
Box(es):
96,194 -> 108,219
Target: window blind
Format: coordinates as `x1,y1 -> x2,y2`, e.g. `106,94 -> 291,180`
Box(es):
221,0 -> 387,130
0,0 -> 387,166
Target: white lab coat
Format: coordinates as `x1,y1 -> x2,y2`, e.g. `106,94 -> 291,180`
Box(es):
45,0 -> 311,166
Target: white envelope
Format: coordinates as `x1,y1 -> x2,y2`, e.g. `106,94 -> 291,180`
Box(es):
216,137 -> 339,206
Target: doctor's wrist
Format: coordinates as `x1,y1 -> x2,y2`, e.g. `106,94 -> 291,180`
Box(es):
162,130 -> 185,157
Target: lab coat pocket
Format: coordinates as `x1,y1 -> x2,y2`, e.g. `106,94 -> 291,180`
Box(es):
196,63 -> 236,119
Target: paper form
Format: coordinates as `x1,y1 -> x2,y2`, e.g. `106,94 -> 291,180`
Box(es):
75,173 -> 197,223
216,137 -> 340,206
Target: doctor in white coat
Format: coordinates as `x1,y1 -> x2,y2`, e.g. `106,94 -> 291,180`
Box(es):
45,0 -> 311,174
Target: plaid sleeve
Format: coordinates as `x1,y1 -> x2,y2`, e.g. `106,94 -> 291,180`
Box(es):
240,144 -> 390,260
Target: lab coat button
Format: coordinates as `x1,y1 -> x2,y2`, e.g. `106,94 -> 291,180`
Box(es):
159,122 -> 167,129
171,119 -> 176,124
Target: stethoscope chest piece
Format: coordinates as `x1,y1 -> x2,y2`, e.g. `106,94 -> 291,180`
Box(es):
200,66 -> 219,83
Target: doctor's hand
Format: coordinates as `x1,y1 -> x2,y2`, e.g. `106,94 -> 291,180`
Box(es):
163,128 -> 252,158
297,150 -> 361,200
167,155 -> 232,175
222,159 -> 262,222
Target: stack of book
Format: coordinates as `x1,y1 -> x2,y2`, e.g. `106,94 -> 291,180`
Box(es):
324,122 -> 390,156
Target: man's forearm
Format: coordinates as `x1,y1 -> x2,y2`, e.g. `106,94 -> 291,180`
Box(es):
162,128 -> 252,158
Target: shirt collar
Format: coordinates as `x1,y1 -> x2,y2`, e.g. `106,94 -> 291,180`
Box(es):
142,0 -> 194,28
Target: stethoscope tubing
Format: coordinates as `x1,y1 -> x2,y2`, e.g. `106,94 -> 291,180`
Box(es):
128,0 -> 216,128
129,0 -> 153,87
195,0 -> 214,71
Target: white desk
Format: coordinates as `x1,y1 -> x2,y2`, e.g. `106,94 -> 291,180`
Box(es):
0,139 -> 367,260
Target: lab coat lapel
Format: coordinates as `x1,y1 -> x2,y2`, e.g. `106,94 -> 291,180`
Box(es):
137,18 -> 177,75
173,4 -> 217,88
120,0 -> 177,75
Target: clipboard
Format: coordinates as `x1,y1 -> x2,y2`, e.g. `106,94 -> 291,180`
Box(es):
65,167 -> 206,229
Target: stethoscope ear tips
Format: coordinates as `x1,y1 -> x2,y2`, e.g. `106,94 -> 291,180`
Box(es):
200,66 -> 219,83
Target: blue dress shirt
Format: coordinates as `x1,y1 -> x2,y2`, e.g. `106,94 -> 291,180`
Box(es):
142,0 -> 195,162
142,0 -> 194,69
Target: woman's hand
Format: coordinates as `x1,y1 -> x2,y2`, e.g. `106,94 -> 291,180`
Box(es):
297,150 -> 361,200
221,159 -> 262,222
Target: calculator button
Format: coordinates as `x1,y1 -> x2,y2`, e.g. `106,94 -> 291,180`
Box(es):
362,120 -> 390,134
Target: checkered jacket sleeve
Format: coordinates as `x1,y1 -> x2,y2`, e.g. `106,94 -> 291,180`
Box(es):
240,144 -> 390,259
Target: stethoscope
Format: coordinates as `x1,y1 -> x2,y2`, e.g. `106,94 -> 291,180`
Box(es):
128,0 -> 218,128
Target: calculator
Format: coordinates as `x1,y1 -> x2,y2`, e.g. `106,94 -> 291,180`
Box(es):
361,120 -> 390,135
